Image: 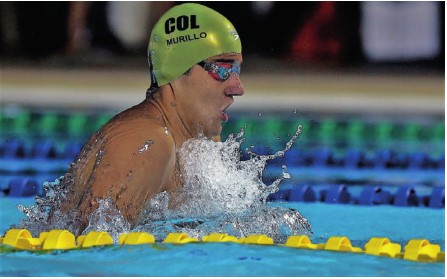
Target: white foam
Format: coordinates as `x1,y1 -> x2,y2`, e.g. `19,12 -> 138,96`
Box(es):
15,127 -> 312,243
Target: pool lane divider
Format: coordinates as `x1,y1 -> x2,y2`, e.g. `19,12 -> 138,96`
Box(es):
268,184 -> 445,209
2,178 -> 445,210
0,229 -> 444,263
3,108 -> 444,143
2,140 -> 444,170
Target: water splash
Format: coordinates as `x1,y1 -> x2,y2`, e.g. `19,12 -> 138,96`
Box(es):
82,198 -> 131,241
14,125 -> 311,243
136,125 -> 312,242
14,173 -> 81,237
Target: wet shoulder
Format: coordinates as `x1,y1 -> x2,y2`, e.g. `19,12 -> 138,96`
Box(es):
100,114 -> 174,155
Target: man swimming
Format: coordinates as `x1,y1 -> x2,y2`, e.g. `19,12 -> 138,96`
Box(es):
56,3 -> 244,233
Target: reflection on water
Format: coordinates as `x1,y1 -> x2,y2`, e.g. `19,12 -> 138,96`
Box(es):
15,126 -> 312,243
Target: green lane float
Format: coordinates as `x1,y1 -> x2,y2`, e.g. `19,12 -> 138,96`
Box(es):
0,229 -> 444,263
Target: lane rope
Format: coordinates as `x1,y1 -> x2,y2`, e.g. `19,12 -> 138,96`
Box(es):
0,229 -> 444,263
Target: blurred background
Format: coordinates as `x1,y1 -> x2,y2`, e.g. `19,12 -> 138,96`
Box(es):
1,1 -> 444,114
0,1 -> 444,70
0,2 -> 445,199
1,1 -> 444,112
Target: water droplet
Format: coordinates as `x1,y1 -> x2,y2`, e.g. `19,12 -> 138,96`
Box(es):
258,113 -> 262,117
126,170 -> 133,181
164,127 -> 169,135
138,140 -> 154,153
95,149 -> 105,165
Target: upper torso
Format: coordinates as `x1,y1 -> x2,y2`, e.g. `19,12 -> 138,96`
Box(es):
59,88 -> 194,230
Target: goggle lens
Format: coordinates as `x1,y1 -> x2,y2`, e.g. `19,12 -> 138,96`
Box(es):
198,61 -> 241,81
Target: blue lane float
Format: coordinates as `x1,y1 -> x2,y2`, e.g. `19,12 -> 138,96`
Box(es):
31,140 -> 58,159
1,139 -> 27,158
429,187 -> 445,208
266,184 -> 444,209
343,149 -> 364,168
393,186 -> 420,207
359,186 -> 392,206
288,184 -> 316,202
1,141 -> 444,170
63,141 -> 83,159
4,178 -> 39,197
2,175 -> 444,209
321,184 -> 351,204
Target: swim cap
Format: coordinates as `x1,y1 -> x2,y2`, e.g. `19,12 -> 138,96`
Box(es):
148,3 -> 241,87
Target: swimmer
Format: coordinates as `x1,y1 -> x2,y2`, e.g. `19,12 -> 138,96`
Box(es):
56,3 -> 244,232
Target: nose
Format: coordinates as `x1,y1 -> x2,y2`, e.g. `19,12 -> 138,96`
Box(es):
224,74 -> 244,97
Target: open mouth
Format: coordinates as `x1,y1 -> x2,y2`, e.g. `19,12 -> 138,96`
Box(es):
221,109 -> 229,123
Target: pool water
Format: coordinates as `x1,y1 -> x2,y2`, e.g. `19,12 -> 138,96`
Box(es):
0,107 -> 444,276
0,198 -> 444,276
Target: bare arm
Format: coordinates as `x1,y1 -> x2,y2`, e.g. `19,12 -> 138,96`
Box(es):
77,121 -> 176,225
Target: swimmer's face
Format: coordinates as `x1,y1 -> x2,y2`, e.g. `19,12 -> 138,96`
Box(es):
176,53 -> 244,138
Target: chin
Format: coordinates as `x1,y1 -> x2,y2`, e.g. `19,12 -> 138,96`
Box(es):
204,124 -> 222,139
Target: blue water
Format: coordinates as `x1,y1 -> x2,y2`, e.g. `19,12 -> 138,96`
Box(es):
0,108 -> 444,276
1,197 -> 444,276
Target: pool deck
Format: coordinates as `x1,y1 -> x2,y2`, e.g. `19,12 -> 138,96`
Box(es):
1,65 -> 444,115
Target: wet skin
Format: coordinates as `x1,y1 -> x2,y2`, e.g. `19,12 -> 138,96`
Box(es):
58,53 -> 244,231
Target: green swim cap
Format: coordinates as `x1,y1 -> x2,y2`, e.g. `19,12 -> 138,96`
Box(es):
148,3 -> 242,87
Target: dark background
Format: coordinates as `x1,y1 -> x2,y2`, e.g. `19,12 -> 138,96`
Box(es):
0,1 -> 444,74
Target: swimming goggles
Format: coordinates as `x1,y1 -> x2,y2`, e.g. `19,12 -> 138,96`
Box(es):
197,61 -> 241,82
